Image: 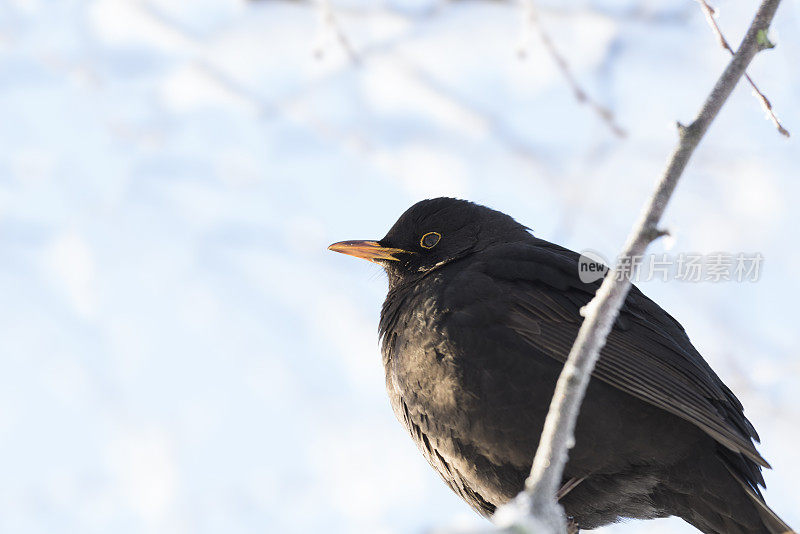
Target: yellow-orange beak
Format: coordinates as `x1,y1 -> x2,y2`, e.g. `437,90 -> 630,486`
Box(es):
328,240 -> 410,263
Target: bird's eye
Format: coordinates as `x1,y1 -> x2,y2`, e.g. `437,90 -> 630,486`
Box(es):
420,232 -> 441,249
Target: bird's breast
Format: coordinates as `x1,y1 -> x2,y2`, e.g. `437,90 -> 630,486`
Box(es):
378,272 -> 544,513
381,280 -> 463,416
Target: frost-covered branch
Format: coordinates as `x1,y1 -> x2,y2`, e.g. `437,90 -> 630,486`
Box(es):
696,0 -> 789,137
490,0 -> 784,532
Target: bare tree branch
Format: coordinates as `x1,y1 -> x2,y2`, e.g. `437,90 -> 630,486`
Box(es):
696,0 -> 789,137
490,0 -> 784,532
518,0 -> 627,138
314,0 -> 360,64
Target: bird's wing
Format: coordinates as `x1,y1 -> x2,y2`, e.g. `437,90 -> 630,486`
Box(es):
470,239 -> 767,475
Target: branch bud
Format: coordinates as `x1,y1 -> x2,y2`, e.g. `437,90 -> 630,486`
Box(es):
756,29 -> 776,50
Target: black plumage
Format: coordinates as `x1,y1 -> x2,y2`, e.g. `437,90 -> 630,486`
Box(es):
328,197 -> 791,534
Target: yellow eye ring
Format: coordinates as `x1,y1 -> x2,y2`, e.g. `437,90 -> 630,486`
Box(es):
420,232 -> 441,249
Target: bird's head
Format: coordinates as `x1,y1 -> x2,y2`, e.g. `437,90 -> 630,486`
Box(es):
328,197 -> 530,287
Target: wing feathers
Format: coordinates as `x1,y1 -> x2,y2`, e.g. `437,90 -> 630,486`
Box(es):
482,241 -> 769,475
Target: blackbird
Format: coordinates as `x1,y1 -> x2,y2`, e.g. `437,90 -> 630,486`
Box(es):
328,197 -> 791,534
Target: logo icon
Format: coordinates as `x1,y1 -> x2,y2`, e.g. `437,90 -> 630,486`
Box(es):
578,249 -> 609,283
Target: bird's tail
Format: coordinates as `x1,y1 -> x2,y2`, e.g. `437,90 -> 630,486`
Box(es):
658,452 -> 794,534
722,460 -> 794,534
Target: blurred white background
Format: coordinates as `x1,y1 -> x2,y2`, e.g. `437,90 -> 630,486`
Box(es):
0,0 -> 798,532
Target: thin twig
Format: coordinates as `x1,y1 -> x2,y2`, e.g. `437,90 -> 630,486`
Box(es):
490,1 -> 784,532
314,0 -> 360,64
518,0 -> 627,138
696,0 -> 789,137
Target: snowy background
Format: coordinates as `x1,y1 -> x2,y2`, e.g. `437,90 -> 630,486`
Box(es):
1,0 -> 798,533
